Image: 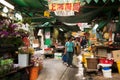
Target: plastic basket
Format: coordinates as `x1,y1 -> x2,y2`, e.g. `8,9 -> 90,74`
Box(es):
99,58 -> 113,64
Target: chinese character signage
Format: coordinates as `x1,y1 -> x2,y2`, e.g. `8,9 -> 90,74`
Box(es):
48,0 -> 81,12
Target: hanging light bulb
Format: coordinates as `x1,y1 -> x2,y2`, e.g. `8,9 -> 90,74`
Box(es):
1,12 -> 7,17
15,12 -> 23,21
59,28 -> 63,31
3,7 -> 8,13
63,22 -> 77,26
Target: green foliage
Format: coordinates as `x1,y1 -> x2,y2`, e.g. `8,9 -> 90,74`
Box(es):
0,37 -> 24,47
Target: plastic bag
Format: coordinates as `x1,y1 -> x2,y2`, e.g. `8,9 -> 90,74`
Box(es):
72,55 -> 78,67
62,54 -> 67,62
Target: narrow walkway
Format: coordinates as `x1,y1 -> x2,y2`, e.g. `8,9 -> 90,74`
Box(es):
37,59 -> 78,80
36,58 -> 120,80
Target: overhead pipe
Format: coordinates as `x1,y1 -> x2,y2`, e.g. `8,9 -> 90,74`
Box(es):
0,0 -> 14,10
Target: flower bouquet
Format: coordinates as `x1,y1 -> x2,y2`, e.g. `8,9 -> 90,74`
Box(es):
0,19 -> 30,47
31,54 -> 43,67
18,46 -> 34,54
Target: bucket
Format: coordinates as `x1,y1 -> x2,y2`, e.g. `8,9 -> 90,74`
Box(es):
102,67 -> 110,70
18,54 -> 29,67
30,67 -> 40,80
102,68 -> 112,78
86,58 -> 98,69
116,61 -> 120,74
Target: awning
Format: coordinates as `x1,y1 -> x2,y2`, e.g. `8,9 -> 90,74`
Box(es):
56,8 -> 102,23
11,0 -> 47,8
80,0 -> 120,4
97,20 -> 108,30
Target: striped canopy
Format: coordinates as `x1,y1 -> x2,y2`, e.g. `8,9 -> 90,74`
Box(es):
80,0 -> 120,4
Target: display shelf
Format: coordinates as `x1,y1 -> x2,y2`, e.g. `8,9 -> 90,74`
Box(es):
0,64 -> 33,80
94,45 -> 120,58
0,44 -> 32,80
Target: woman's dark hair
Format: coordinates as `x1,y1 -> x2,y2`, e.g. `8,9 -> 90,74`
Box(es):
68,37 -> 72,41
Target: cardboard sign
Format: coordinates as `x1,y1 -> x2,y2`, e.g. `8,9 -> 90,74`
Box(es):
112,50 -> 120,62
33,39 -> 39,48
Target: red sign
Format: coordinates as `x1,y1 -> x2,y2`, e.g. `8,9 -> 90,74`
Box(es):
73,3 -> 80,12
57,4 -> 64,10
49,2 -> 80,12
51,3 -> 57,11
65,3 -> 72,11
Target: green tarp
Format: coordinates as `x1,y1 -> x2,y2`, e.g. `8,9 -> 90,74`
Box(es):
12,0 -> 47,8
97,21 -> 108,30
45,39 -> 51,47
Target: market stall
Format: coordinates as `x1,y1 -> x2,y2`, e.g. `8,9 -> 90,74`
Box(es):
78,20 -> 120,78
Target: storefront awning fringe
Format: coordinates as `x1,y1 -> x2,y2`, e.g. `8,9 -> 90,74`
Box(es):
80,0 -> 119,4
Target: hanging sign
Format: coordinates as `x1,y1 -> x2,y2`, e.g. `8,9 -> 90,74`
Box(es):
73,3 -> 80,12
65,3 -> 72,11
45,32 -> 50,39
44,11 -> 50,17
49,3 -> 80,12
45,28 -> 51,39
48,0 -> 81,12
48,0 -> 82,16
54,10 -> 74,16
57,4 -> 64,10
49,3 -> 57,11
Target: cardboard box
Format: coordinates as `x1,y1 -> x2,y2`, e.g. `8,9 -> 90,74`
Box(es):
97,48 -> 107,57
112,50 -> 120,62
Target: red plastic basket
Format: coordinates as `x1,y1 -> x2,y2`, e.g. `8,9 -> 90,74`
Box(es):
99,58 -> 113,64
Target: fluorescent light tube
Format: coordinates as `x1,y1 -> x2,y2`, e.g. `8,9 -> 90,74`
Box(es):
59,28 -> 63,31
0,0 -> 14,10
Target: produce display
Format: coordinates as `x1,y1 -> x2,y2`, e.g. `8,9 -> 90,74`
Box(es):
0,58 -> 14,75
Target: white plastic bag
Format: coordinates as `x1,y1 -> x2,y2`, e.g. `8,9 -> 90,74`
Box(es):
72,55 -> 78,67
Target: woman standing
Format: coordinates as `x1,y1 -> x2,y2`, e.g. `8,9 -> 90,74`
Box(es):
73,38 -> 81,56
64,37 -> 74,67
